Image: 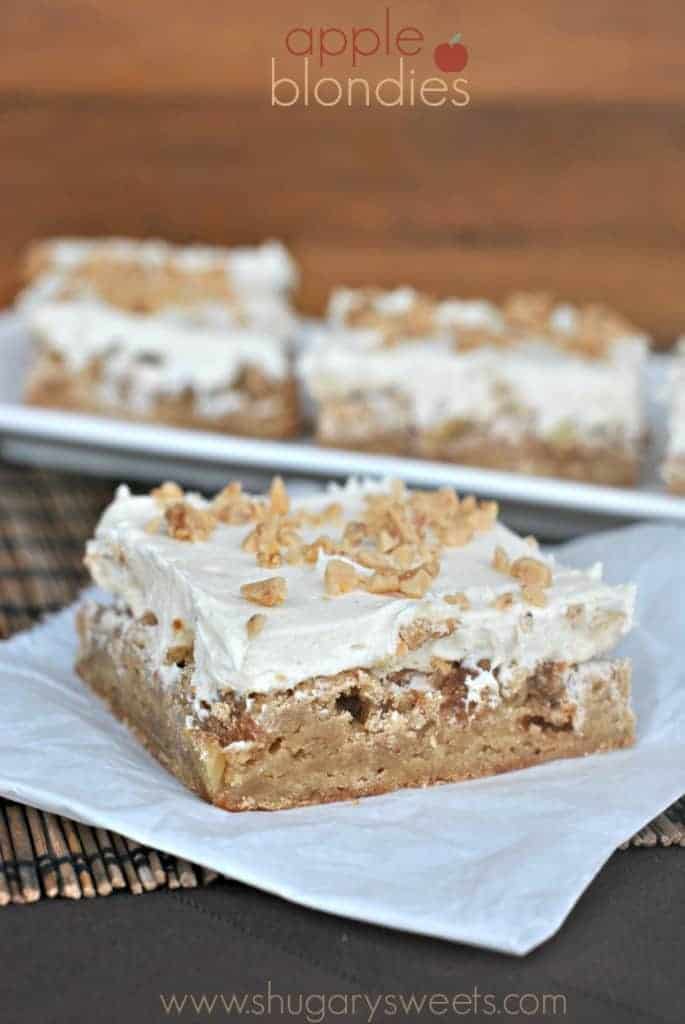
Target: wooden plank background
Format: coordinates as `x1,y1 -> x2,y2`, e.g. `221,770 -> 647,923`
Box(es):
1,0 -> 684,344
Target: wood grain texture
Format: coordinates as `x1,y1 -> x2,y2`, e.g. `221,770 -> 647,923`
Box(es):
2,0 -> 685,101
1,94 -> 683,342
0,2 -> 684,344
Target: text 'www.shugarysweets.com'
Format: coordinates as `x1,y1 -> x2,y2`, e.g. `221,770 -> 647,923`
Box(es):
271,7 -> 471,109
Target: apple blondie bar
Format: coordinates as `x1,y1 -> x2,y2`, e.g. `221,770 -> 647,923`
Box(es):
25,302 -> 300,439
76,476 -> 636,811
300,288 -> 649,486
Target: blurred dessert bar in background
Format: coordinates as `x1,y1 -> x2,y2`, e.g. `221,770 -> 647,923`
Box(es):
25,302 -> 300,439
77,476 -> 636,811
300,287 -> 649,486
17,236 -> 298,333
663,339 -> 685,494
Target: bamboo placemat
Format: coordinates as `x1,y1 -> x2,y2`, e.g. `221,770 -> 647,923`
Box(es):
0,461 -> 682,905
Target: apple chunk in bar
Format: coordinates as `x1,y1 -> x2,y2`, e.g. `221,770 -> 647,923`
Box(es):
77,477 -> 636,811
300,287 -> 648,486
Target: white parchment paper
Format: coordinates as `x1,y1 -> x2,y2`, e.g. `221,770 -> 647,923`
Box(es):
0,522 -> 684,955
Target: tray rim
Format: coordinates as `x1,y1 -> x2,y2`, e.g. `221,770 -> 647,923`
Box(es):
1,402 -> 684,523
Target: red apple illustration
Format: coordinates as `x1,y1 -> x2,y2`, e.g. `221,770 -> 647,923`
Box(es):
434,32 -> 469,72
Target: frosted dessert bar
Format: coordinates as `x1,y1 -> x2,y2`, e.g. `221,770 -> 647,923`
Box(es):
663,339 -> 685,495
77,476 -> 636,811
300,288 -> 649,486
18,236 -> 297,333
25,303 -> 300,439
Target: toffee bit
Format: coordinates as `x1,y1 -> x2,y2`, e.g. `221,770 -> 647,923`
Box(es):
268,476 -> 290,516
246,614 -> 266,638
324,559 -> 358,596
151,481 -> 184,504
165,502 -> 216,542
240,576 -> 287,607
510,556 -> 552,588
492,546 -> 511,574
521,584 -> 548,608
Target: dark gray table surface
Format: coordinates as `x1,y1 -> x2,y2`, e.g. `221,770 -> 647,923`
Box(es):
2,846 -> 683,1024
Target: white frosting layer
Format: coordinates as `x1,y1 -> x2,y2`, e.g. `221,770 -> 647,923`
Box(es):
30,302 -> 289,414
302,288 -> 648,444
85,480 -> 635,703
300,325 -> 646,445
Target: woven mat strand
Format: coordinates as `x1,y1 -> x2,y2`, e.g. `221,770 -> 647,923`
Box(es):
0,462 -> 682,905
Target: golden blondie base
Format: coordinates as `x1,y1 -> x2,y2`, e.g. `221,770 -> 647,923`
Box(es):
316,405 -> 640,486
25,352 -> 300,440
76,603 -> 635,812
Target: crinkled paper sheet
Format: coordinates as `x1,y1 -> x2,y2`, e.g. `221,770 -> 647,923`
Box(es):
0,523 -> 684,955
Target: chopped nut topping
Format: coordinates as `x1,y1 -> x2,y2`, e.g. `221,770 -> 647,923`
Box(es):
493,592 -> 516,611
510,556 -> 552,588
439,522 -> 474,547
284,545 -> 304,566
353,548 -> 393,571
467,501 -> 499,533
398,567 -> 432,598
246,613 -> 266,638
240,576 -> 287,607
215,481 -> 242,503
322,502 -> 343,524
212,482 -> 250,523
302,535 -> 337,565
521,584 -> 548,607
444,592 -> 470,609
362,570 -> 401,595
378,529 -> 397,553
151,481 -> 184,505
391,543 -> 415,570
492,546 -> 511,574
165,501 -> 216,542
422,553 -> 441,578
241,526 -> 260,553
173,475 -> 505,603
315,534 -> 336,555
340,287 -> 634,360
241,521 -> 287,568
268,476 -> 290,516
324,559 -> 358,596
212,482 -> 266,526
257,548 -> 282,570
342,521 -> 367,549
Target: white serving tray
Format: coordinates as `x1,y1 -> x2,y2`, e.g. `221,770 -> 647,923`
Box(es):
1,312 -> 683,539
